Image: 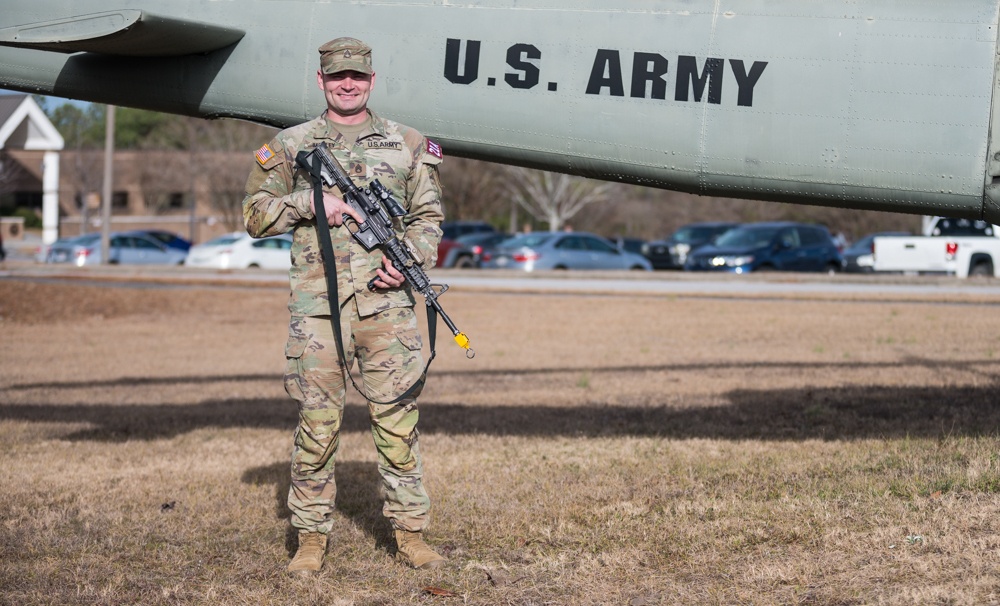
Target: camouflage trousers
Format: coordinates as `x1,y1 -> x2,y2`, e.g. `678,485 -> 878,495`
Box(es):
282,298 -> 431,534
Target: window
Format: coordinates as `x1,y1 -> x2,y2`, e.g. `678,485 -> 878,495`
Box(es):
933,218 -> 993,237
13,191 -> 42,208
583,236 -> 617,253
779,228 -> 800,248
798,227 -> 827,246
555,236 -> 585,250
130,236 -> 161,250
502,234 -> 551,248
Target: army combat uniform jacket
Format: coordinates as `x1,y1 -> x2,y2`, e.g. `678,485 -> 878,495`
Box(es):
242,110 -> 444,318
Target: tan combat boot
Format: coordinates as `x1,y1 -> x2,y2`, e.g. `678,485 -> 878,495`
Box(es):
394,529 -> 447,569
287,531 -> 327,576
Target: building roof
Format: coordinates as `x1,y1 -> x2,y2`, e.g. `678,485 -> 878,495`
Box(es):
0,93 -> 28,125
0,93 -> 63,150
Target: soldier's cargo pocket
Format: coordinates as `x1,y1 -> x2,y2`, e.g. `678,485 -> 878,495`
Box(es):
285,334 -> 308,359
285,318 -> 309,359
394,328 -> 423,352
283,319 -> 310,401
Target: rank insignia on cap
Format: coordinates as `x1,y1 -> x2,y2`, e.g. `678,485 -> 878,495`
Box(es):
255,144 -> 275,166
426,139 -> 443,159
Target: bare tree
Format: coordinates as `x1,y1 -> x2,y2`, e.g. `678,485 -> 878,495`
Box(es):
138,150 -> 188,214
200,120 -> 277,232
205,151 -> 253,231
62,150 -> 106,232
502,167 -> 617,231
210,118 -> 277,152
438,157 -> 506,223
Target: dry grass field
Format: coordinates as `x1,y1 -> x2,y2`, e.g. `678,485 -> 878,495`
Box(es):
2,275 -> 1000,605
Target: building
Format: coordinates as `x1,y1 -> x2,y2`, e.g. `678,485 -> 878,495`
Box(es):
0,94 -> 62,244
0,93 -> 257,246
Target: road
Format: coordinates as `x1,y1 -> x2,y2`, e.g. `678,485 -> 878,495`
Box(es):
4,260 -> 1000,302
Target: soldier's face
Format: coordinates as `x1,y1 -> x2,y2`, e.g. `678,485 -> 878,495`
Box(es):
317,70 -> 375,123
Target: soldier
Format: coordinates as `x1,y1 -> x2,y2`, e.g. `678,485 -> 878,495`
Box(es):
242,37 -> 447,575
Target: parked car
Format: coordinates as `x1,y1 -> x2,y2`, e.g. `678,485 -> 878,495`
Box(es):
436,221 -> 497,267
481,231 -> 652,271
643,222 -> 740,269
184,232 -> 293,270
684,222 -> 843,274
440,232 -> 514,268
842,231 -> 910,273
134,229 -> 192,252
45,232 -> 188,266
37,234 -> 87,263
873,216 -> 1000,278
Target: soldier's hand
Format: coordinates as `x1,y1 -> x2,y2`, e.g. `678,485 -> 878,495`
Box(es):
371,256 -> 405,290
311,192 -> 363,227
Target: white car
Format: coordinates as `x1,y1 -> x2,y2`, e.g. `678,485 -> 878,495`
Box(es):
184,232 -> 293,270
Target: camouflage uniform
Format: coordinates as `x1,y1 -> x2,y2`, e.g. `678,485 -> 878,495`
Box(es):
242,109 -> 444,535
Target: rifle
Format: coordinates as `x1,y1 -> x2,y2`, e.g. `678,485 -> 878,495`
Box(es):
296,143 -> 473,359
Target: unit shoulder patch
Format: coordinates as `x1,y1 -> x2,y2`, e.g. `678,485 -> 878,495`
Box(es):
425,139 -> 443,159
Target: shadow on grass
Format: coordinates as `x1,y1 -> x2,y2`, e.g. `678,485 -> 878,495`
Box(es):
2,382 -> 1000,441
5,354 -> 999,390
240,460 -> 393,556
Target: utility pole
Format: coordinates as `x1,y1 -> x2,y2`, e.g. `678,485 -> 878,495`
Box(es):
100,105 -> 115,264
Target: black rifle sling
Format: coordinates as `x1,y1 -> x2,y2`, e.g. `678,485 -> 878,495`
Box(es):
307,153 -> 436,406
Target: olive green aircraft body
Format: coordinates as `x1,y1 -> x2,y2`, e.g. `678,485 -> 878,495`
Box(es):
1,1 -> 999,222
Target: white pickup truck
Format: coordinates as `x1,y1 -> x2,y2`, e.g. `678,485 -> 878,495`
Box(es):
873,217 -> 1000,278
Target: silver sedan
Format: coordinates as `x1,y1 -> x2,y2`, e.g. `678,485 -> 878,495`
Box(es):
481,232 -> 652,271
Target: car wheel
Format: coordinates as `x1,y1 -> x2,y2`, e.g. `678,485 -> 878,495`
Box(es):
553,265 -> 568,270
630,264 -> 646,270
754,264 -> 775,272
247,263 -> 260,269
455,256 -> 476,269
826,262 -> 840,275
970,261 -> 994,278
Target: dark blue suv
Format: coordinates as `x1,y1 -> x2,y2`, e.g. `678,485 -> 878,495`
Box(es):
684,222 -> 843,274
642,221 -> 740,270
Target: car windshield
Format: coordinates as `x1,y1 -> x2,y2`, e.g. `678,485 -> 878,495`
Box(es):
500,234 -> 553,249
714,226 -> 780,248
202,234 -> 243,246
672,225 -> 728,243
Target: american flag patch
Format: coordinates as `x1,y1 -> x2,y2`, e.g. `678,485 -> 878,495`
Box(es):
255,144 -> 275,165
426,139 -> 443,159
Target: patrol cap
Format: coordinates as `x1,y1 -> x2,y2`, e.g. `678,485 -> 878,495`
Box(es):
319,37 -> 373,75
